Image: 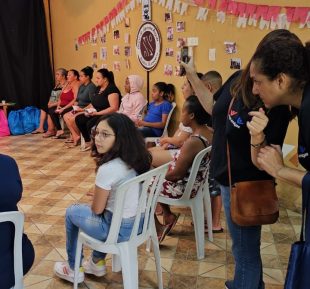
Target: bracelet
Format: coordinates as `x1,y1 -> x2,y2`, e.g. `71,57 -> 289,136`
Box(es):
251,137 -> 266,148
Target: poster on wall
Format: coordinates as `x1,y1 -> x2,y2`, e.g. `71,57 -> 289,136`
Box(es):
230,58 -> 241,69
142,0 -> 151,21
136,22 -> 161,71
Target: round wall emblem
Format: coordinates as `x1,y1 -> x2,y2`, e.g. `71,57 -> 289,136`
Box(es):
136,22 -> 161,71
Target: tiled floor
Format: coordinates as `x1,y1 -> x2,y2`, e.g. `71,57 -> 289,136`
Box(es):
0,134 -> 301,289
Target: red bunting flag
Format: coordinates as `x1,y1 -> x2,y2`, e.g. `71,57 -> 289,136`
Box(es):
237,2 -> 246,17
227,1 -> 238,16
245,3 -> 257,18
194,0 -> 205,5
265,6 -> 281,21
208,0 -> 217,9
219,0 -> 228,12
293,7 -> 310,24
285,7 -> 296,22
254,5 -> 268,20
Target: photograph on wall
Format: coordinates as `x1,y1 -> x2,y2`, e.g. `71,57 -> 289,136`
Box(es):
125,59 -> 131,69
230,58 -> 242,69
209,48 -> 216,61
92,52 -> 98,61
177,37 -> 187,48
114,30 -> 120,40
124,46 -> 131,57
100,47 -> 107,60
101,63 -> 108,69
165,48 -> 174,57
74,39 -> 79,51
125,17 -> 130,28
92,62 -> 98,69
100,34 -> 106,44
164,64 -> 173,76
176,21 -> 185,32
113,61 -> 121,72
113,45 -> 120,56
165,12 -> 172,23
125,33 -> 130,44
224,41 -> 237,54
167,26 -> 174,41
175,65 -> 181,76
176,51 -> 181,63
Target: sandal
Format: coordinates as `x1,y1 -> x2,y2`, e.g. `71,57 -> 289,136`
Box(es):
80,145 -> 91,152
51,134 -> 66,139
64,138 -> 74,143
31,129 -> 44,134
42,132 -> 56,138
66,139 -> 81,148
158,225 -> 170,244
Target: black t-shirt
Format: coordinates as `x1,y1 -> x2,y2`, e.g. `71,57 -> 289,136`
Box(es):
298,82 -> 310,171
90,84 -> 121,111
211,71 -> 291,186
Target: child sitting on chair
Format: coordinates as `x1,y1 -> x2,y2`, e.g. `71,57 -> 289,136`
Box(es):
136,82 -> 174,138
54,113 -> 151,283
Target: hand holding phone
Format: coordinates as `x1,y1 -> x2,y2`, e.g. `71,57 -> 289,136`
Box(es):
179,46 -> 190,76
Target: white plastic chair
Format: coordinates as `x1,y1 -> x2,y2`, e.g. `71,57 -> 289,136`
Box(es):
73,163 -> 170,289
157,146 -> 213,260
145,102 -> 177,143
0,211 -> 24,289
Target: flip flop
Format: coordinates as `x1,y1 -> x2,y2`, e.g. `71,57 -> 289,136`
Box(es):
31,130 -> 44,134
65,139 -> 81,148
64,139 -> 74,143
43,132 -> 56,138
80,146 -> 91,152
51,134 -> 66,139
164,213 -> 180,236
190,221 -> 224,234
158,225 -> 170,244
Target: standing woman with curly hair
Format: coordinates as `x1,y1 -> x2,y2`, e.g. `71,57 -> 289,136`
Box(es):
54,113 -> 152,284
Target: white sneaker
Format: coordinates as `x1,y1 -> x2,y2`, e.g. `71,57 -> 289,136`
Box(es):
83,258 -> 107,277
54,261 -> 84,283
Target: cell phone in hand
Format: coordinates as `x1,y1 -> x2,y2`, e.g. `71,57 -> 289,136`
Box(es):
179,46 -> 190,76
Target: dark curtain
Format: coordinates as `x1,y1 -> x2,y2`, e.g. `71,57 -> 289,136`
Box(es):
0,0 -> 53,110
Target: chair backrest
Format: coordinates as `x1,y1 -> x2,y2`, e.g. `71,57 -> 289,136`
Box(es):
162,102 -> 176,137
104,163 -> 170,244
0,211 -> 24,289
179,146 -> 212,200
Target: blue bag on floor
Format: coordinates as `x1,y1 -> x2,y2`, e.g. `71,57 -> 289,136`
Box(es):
8,110 -> 24,135
284,172 -> 310,289
21,106 -> 40,133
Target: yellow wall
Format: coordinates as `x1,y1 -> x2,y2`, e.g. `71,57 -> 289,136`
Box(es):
47,0 -> 309,134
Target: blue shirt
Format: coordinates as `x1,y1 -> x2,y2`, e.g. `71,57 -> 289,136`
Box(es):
144,101 -> 172,136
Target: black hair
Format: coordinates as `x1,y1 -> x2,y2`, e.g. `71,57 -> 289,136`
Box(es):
97,68 -> 115,85
153,82 -> 175,101
81,66 -> 94,79
92,113 -> 152,175
184,95 -> 211,125
232,29 -> 304,111
69,69 -> 79,80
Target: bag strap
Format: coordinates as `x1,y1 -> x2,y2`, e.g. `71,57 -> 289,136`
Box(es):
300,172 -> 310,242
226,97 -> 235,190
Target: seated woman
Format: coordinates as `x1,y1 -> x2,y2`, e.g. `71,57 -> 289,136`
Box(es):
154,95 -> 213,243
63,66 -> 96,147
43,69 -> 80,138
75,69 -> 121,151
118,74 -> 147,122
136,82 -> 174,138
54,113 -> 151,283
149,73 -> 204,167
32,68 -> 67,134
0,154 -> 35,288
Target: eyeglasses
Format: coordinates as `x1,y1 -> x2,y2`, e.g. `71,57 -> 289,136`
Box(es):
91,129 -> 115,140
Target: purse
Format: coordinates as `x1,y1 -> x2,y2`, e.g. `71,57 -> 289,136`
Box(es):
284,172 -> 310,289
226,97 -> 279,226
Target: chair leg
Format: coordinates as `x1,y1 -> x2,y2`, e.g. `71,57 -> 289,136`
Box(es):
112,254 -> 122,272
74,234 -> 83,289
191,197 -> 205,260
119,243 -> 139,289
203,190 -> 213,242
150,233 -> 163,289
146,237 -> 151,253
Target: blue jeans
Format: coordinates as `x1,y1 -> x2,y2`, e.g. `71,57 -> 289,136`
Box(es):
65,204 -> 138,269
220,185 -> 264,289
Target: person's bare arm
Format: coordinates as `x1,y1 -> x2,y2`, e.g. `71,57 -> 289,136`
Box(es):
160,131 -> 191,148
181,58 -> 213,115
91,185 -> 109,214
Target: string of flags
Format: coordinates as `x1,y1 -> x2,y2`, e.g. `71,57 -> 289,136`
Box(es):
76,0 -> 309,48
